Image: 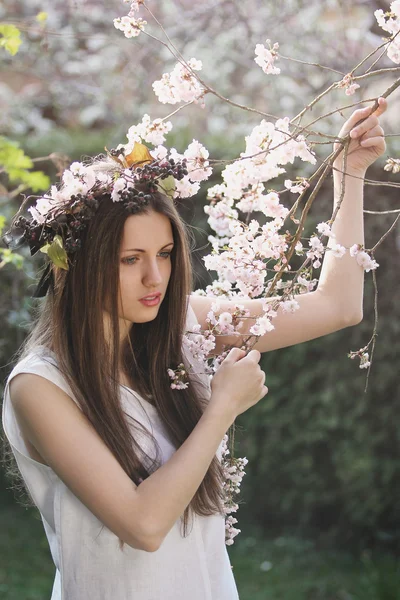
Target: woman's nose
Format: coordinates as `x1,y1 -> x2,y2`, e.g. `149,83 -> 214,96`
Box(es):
143,261 -> 163,287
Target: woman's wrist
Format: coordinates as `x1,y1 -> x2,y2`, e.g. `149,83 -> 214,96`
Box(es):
202,398 -> 237,430
333,165 -> 366,181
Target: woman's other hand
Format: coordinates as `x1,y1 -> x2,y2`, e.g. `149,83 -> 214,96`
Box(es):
333,97 -> 387,176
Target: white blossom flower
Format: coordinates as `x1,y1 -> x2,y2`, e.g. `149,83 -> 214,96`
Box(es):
281,299 -> 300,313
384,157 -> 400,173
375,3 -> 400,65
316,222 -> 333,237
359,352 -> 371,369
331,243 -> 346,258
356,251 -> 379,272
349,244 -> 360,257
345,82 -> 361,96
183,139 -> 212,181
174,176 -> 200,199
113,15 -> 147,38
124,114 -> 173,150
249,316 -> 275,336
111,177 -> 127,202
254,40 -> 280,75
284,178 -> 309,194
153,58 -> 204,105
308,236 -> 324,254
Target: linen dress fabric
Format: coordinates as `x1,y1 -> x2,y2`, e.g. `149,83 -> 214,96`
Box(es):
2,301 -> 239,600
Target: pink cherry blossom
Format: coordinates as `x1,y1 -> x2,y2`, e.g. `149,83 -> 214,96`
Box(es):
122,115 -> 173,150
153,58 -> 204,105
316,222 -> 333,237
113,15 -> 147,38
254,40 -> 280,75
183,139 -> 212,182
356,251 -> 379,272
375,3 -> 400,64
331,243 -> 346,258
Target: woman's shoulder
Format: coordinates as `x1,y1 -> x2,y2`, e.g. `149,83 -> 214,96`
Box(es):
7,346 -> 74,401
9,345 -> 57,375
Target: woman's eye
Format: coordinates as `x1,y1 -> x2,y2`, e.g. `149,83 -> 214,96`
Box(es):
122,252 -> 171,265
122,256 -> 138,265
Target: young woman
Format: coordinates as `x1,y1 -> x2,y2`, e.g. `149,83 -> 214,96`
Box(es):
2,99 -> 386,600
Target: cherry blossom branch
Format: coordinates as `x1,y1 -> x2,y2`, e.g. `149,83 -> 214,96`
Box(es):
355,67 -> 400,81
267,162 -> 333,298
277,54 -> 345,76
371,212 -> 400,252
352,32 -> 400,76
161,101 -> 195,122
363,31 -> 400,75
363,268 -> 379,393
364,208 -> 400,214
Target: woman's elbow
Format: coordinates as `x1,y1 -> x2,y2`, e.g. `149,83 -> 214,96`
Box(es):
341,310 -> 363,328
127,532 -> 163,553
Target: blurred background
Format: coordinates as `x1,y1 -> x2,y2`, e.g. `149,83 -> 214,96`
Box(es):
1,1 -> 400,598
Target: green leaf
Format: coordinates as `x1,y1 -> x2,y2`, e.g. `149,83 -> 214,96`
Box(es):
0,247 -> 24,269
40,235 -> 69,270
156,175 -> 176,201
0,137 -> 50,191
0,215 -> 6,236
0,24 -> 22,56
19,170 -> 50,192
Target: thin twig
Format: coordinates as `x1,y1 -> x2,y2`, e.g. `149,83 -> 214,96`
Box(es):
355,67 -> 400,81
371,212 -> 400,252
278,54 -> 345,76
364,209 -> 400,215
364,268 -> 379,393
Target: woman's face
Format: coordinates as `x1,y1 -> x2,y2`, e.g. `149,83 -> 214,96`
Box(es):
116,210 -> 174,332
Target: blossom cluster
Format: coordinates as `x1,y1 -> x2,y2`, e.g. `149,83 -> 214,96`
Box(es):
114,0 -> 147,39
350,244 -> 379,272
220,434 -> 248,545
384,157 -> 400,173
121,114 -> 173,149
167,363 -> 189,390
151,139 -> 212,198
337,73 -> 360,96
254,39 -> 280,75
152,58 -> 205,105
375,1 -> 400,64
27,162 -> 111,224
348,348 -> 371,370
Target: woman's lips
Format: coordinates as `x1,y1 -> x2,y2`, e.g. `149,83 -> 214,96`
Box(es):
139,293 -> 161,307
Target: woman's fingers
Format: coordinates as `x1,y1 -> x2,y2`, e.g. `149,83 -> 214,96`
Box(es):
340,106 -> 372,136
350,115 -> 379,139
359,136 -> 386,149
245,349 -> 261,363
341,97 -> 387,139
373,96 -> 388,117
359,125 -> 385,141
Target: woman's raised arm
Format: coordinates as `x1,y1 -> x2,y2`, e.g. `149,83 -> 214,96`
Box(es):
190,98 -> 387,354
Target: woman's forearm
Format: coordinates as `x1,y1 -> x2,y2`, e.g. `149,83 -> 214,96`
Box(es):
134,400 -> 234,549
317,167 -> 366,322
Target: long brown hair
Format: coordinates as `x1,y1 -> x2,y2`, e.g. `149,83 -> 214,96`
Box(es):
8,181 -> 225,547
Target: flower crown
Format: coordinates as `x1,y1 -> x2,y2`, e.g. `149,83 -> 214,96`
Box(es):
4,142 -> 188,277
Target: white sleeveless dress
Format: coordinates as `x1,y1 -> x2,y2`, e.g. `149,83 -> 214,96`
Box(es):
2,302 -> 239,600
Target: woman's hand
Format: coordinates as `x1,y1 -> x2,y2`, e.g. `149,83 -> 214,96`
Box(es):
333,97 -> 387,176
209,347 -> 268,422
